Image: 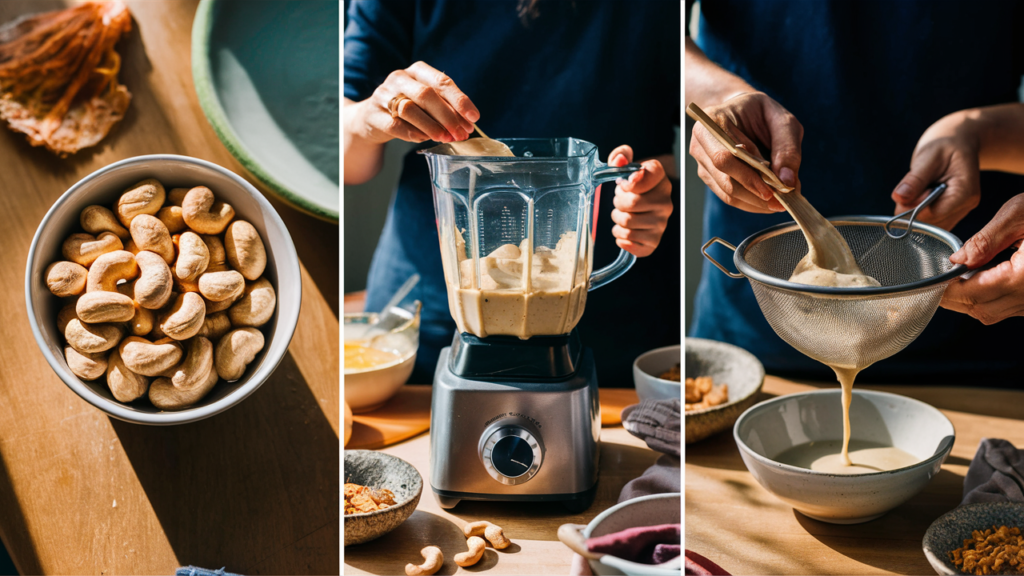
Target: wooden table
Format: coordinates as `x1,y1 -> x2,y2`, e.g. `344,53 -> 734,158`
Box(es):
686,376 -> 1024,575
344,425 -> 667,575
0,1 -> 339,574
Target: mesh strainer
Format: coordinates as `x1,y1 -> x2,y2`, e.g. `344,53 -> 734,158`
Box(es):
702,216 -> 968,370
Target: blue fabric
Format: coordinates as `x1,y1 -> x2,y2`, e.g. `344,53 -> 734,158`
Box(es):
346,0 -> 681,384
175,567 -> 240,576
688,0 -> 1024,384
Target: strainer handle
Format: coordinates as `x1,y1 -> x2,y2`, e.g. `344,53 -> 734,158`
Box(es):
702,237 -> 744,279
885,182 -> 948,239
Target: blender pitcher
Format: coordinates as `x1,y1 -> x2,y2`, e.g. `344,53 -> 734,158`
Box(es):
421,138 -> 640,339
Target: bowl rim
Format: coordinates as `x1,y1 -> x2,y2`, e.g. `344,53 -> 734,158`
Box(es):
633,344 -> 682,386
24,154 -> 301,425
922,501 -> 1024,575
733,388 -> 956,478
191,0 -> 339,222
683,337 -> 766,415
582,492 -> 681,576
343,450 -> 424,519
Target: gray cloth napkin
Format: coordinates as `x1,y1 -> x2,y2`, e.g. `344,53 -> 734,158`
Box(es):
962,438 -> 1024,505
621,399 -> 681,457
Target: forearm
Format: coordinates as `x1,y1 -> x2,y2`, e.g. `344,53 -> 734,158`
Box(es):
344,98 -> 388,185
684,37 -> 755,107
973,103 -> 1024,175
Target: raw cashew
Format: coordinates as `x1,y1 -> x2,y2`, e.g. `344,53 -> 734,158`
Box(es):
224,220 -> 267,280
181,186 -> 234,234
106,348 -> 150,402
228,277 -> 276,327
129,303 -> 154,336
455,536 -> 486,567
463,521 -> 511,549
197,312 -> 232,340
159,293 -> 206,340
214,327 -> 264,381
86,250 -> 138,292
156,206 -> 186,234
57,302 -> 79,335
80,205 -> 130,240
77,291 -> 136,323
199,270 -> 244,302
175,232 -> 210,281
130,214 -> 175,264
119,336 -> 183,377
203,235 -> 228,272
65,319 -> 123,353
165,336 -> 213,390
405,546 -> 443,576
134,250 -> 173,309
124,239 -> 140,254
167,187 -> 189,206
45,261 -> 87,297
149,362 -> 218,410
173,274 -> 201,294
65,347 -> 108,381
62,232 -> 122,267
115,178 -> 166,227
204,290 -> 240,313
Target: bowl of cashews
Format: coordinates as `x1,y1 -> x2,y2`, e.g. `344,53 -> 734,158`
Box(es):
25,154 -> 301,425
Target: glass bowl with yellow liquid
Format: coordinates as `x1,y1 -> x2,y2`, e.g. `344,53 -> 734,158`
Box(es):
344,302 -> 420,413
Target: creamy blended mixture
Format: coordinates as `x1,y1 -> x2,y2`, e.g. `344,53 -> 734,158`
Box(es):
344,343 -> 402,372
775,439 -> 919,474
440,227 -> 588,339
789,254 -> 882,288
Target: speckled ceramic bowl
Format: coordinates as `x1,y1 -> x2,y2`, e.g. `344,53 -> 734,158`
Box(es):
735,389 -> 955,524
344,450 -> 422,546
684,338 -> 765,443
923,502 -> 1024,575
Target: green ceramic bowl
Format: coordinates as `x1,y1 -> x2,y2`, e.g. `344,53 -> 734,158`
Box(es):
192,0 -> 339,221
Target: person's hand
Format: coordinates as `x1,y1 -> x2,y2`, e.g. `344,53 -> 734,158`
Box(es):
940,194 -> 1024,324
607,145 -> 673,257
891,111 -> 982,231
357,61 -> 480,144
688,91 -> 802,214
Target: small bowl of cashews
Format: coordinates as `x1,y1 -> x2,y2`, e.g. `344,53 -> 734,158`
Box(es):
25,154 -> 301,425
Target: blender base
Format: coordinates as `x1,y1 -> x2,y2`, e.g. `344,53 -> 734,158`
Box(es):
432,483 -> 598,513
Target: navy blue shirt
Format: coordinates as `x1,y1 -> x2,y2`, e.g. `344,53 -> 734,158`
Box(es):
345,0 -> 681,384
689,0 -> 1024,384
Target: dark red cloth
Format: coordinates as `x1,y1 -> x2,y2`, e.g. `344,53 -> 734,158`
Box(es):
685,549 -> 731,576
585,523 -> 680,565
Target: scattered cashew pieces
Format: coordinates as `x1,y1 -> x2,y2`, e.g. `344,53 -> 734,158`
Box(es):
130,214 -> 175,264
81,205 -> 130,240
45,261 -> 87,297
65,347 -> 108,381
405,546 -> 443,576
224,220 -> 266,280
228,277 -> 276,327
115,178 -> 165,227
463,521 -> 511,549
455,536 -> 487,567
214,327 -> 264,381
182,186 -> 234,235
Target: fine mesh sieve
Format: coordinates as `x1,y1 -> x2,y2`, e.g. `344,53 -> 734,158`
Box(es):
702,216 -> 968,370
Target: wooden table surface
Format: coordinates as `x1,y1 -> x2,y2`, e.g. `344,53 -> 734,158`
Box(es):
0,1 -> 339,574
686,376 -> 1024,576
344,425 -> 667,575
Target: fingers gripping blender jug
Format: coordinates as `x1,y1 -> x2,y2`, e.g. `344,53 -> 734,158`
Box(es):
420,138 -> 639,512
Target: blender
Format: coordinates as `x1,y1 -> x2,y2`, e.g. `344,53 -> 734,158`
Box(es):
420,138 -> 640,512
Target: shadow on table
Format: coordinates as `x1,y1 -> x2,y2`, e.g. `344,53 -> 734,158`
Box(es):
793,467 -> 965,575
111,352 -> 339,575
685,424 -> 749,472
0,451 -> 39,575
345,510 -> 468,576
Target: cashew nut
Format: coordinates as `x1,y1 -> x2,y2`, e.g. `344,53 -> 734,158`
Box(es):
124,238 -> 140,254
224,220 -> 267,280
198,270 -> 244,302
130,214 -> 175,264
133,250 -> 173,309
62,232 -> 123,267
158,293 -> 206,340
196,312 -> 232,340
85,250 -> 138,292
149,363 -> 218,410
45,261 -> 88,297
181,186 -> 234,235
156,206 -> 187,234
405,546 -> 443,576
115,178 -> 166,227
214,327 -> 264,381
129,303 -> 154,336
165,336 -> 214,390
167,187 -> 189,206
454,536 -> 487,567
65,319 -> 123,353
202,235 -> 228,272
77,291 -> 136,323
118,336 -> 184,377
57,302 -> 79,335
204,290 -> 241,313
106,347 -> 150,402
65,347 -> 108,381
175,231 -> 210,281
463,521 -> 511,549
80,205 -> 130,240
228,277 -> 276,328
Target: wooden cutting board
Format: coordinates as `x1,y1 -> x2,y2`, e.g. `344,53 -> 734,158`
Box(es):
345,386 -> 639,450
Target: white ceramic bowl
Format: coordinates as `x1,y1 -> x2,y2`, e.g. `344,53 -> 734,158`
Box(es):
633,345 -> 681,402
734,389 -> 954,524
25,155 -> 301,425
344,305 -> 419,413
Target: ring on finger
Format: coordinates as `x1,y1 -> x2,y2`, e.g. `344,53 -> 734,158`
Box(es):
388,94 -> 410,118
